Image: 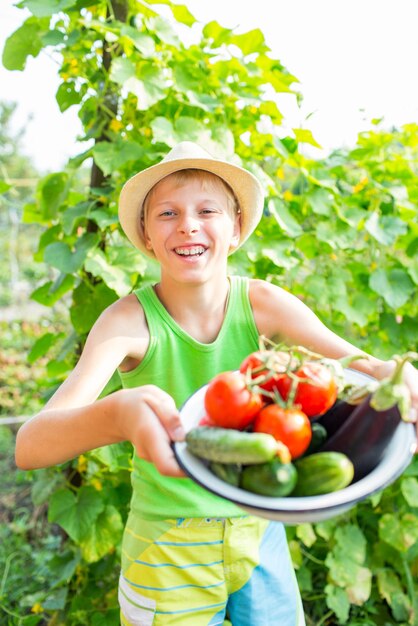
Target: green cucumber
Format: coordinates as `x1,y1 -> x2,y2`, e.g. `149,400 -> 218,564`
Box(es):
241,460 -> 297,497
186,427 -> 279,464
302,422 -> 328,456
292,451 -> 354,496
209,462 -> 241,486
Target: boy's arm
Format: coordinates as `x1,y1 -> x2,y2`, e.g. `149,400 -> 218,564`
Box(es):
15,298 -> 185,476
250,280 -> 418,427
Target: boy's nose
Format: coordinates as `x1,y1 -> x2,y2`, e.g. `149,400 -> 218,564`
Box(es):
177,215 -> 200,234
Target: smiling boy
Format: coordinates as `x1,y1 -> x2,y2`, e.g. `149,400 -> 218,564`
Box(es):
16,142 -> 418,626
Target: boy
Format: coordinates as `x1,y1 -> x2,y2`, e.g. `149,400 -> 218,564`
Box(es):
16,142 -> 418,626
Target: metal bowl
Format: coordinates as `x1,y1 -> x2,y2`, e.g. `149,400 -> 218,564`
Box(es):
173,369 -> 416,524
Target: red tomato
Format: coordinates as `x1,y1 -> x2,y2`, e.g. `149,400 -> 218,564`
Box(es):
204,371 -> 263,430
275,361 -> 338,417
239,351 -> 289,393
253,405 -> 312,459
198,415 -> 216,427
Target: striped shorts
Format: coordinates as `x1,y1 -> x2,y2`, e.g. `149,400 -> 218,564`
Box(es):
119,514 -> 305,626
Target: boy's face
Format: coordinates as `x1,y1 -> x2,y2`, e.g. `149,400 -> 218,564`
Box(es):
143,176 -> 240,283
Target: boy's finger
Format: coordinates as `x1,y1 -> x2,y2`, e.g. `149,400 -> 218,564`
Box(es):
138,404 -> 185,477
146,395 -> 185,442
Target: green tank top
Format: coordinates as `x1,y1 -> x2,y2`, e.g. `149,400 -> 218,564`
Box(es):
118,275 -> 260,520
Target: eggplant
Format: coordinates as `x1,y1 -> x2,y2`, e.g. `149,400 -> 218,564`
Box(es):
315,399 -> 357,438
320,395 -> 401,481
320,354 -> 415,482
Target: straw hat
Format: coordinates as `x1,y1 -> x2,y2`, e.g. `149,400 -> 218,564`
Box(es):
118,141 -> 265,258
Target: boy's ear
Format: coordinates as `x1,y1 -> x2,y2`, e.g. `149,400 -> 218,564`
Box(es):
142,221 -> 153,251
229,212 -> 241,252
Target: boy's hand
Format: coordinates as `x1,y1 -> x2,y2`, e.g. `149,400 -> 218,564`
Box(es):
377,360 -> 418,449
117,386 -> 186,477
404,363 -> 418,448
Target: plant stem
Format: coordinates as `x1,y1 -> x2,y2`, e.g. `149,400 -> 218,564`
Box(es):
300,546 -> 326,566
315,609 -> 334,626
401,554 -> 416,622
0,551 -> 19,597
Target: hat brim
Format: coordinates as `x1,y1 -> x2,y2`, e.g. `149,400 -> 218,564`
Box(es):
118,156 -> 265,258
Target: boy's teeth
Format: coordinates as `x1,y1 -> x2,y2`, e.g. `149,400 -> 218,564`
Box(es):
175,246 -> 205,256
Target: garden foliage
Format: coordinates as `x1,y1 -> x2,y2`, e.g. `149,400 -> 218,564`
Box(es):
1,0 -> 417,624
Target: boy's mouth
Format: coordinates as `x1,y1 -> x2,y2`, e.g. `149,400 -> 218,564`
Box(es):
174,245 -> 207,257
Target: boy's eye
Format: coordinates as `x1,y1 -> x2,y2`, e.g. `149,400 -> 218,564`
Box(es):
200,208 -> 217,214
159,210 -> 176,217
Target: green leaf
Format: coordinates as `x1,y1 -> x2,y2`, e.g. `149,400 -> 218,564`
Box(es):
401,476 -> 418,506
406,257 -> 418,285
334,525 -> 367,565
151,117 -> 178,146
287,539 -> 303,569
151,116 -> 212,147
325,585 -> 350,623
89,209 -> 119,229
303,274 -> 329,301
44,233 -> 99,273
80,505 -> 123,563
71,281 -> 118,334
120,25 -> 155,57
62,202 -> 91,235
147,15 -> 180,46
0,180 -> 11,194
377,569 -> 412,622
90,443 -> 132,472
21,202 -> 44,224
31,274 -> 75,306
47,551 -> 80,586
325,548 -> 364,588
315,519 -> 337,541
379,513 -> 418,552
365,212 -> 408,245
251,244 -> 298,271
315,220 -> 356,250
202,21 -> 232,47
134,66 -> 170,110
345,566 -> 372,606
2,18 -> 45,70
48,486 -> 105,542
376,568 -> 403,605
268,198 -> 302,238
391,593 -> 413,622
107,245 -> 147,275
369,268 -> 415,309
293,128 -> 322,149
42,587 -> 68,611
41,29 -> 66,45
31,469 -> 66,506
92,140 -> 144,176
22,0 -> 77,17
230,29 -> 269,56
37,172 -> 69,219
28,331 -> 65,363
171,4 -> 196,26
307,189 -> 333,215
296,523 -> 316,548
175,116 -> 209,144
85,249 -> 133,297
56,81 -> 82,112
110,57 -> 136,85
